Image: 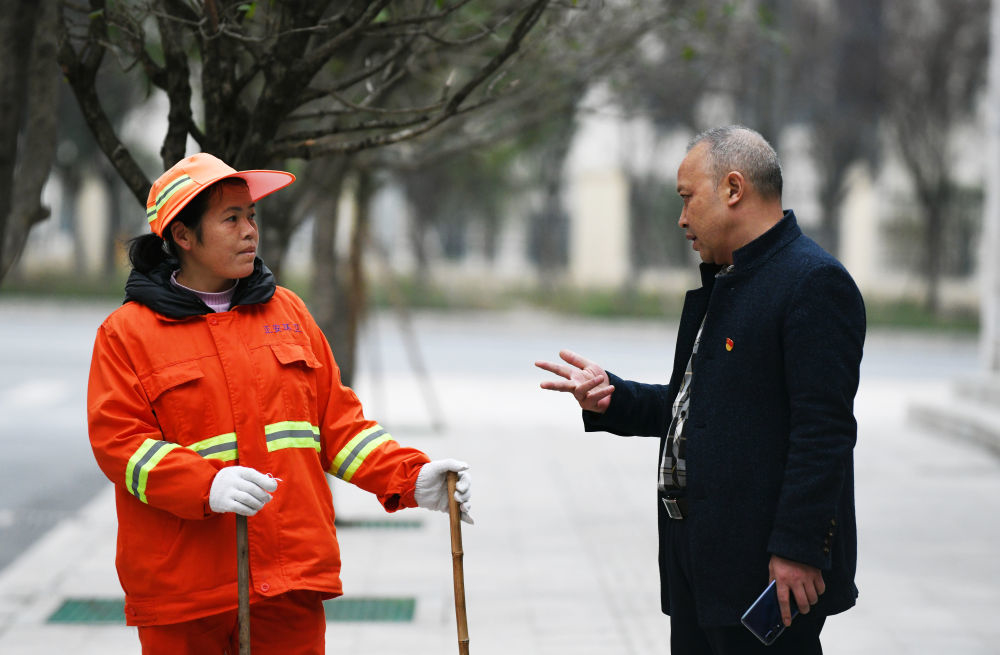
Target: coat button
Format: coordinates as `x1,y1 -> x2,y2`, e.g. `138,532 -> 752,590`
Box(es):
209,317 -> 218,325
260,582 -> 270,592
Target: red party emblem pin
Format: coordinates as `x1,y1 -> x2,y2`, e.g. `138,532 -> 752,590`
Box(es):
725,338 -> 734,351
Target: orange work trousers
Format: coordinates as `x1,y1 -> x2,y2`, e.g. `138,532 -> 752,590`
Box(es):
137,590 -> 326,655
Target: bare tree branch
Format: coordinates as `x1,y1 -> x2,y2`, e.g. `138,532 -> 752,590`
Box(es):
57,0 -> 150,205
156,0 -> 196,167
361,0 -> 478,32
271,0 -> 549,159
292,1 -> 392,80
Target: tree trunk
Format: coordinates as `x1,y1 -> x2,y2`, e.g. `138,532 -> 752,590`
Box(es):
924,197 -> 947,315
340,169 -> 374,387
816,176 -> 843,258
257,184 -> 300,282
407,212 -> 431,289
983,0 -> 1000,371
0,1 -> 58,282
310,156 -> 353,379
102,167 -> 125,280
533,117 -> 575,295
0,2 -> 38,240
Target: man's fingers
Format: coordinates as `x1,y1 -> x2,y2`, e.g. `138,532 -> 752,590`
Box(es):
539,379 -> 578,393
776,584 -> 795,627
804,582 -> 820,607
792,584 -> 812,617
558,349 -> 593,370
768,554 -> 825,627
576,372 -> 605,394
586,384 -> 614,401
534,360 -> 573,380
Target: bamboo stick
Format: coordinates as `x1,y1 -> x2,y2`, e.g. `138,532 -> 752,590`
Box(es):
447,471 -> 470,655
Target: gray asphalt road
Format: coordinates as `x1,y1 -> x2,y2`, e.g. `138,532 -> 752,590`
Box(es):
0,299 -> 113,572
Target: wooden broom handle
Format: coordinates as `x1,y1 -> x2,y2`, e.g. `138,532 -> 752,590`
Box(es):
447,471 -> 470,654
237,514 -> 251,655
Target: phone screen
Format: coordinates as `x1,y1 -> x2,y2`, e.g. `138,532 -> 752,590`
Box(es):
740,580 -> 799,645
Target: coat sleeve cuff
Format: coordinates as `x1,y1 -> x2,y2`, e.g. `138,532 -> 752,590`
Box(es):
581,371 -> 626,432
767,528 -> 832,570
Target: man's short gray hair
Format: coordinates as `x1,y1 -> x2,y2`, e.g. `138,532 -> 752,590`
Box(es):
688,125 -> 783,200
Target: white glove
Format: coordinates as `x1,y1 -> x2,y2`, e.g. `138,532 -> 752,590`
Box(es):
414,459 -> 473,524
209,466 -> 279,516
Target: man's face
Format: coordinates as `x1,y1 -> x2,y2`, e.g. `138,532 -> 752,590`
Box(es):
676,143 -> 733,265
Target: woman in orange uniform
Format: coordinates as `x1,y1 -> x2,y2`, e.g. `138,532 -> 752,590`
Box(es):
87,153 -> 471,654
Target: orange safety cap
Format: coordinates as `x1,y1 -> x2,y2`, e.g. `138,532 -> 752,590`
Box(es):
146,152 -> 295,237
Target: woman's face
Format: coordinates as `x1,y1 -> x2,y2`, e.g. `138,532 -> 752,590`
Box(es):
172,183 -> 258,292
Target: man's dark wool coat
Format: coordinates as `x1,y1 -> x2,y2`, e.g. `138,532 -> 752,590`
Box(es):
584,211 -> 866,627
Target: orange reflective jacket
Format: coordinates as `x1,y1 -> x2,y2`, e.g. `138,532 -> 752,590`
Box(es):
88,282 -> 428,626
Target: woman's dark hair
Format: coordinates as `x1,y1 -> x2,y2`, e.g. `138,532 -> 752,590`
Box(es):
127,178 -> 248,274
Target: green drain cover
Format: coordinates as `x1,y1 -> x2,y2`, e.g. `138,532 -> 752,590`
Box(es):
48,597 -> 415,624
48,598 -> 125,624
324,597 -> 415,622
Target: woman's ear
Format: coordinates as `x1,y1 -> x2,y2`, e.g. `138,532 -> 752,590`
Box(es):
170,221 -> 194,252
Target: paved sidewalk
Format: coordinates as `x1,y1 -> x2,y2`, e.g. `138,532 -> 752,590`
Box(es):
0,309 -> 997,654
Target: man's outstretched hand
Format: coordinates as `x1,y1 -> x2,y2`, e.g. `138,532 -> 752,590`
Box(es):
535,349 -> 614,414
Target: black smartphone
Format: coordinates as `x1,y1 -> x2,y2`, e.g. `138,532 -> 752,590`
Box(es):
740,580 -> 799,646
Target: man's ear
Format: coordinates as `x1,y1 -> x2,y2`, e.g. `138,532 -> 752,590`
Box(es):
170,221 -> 194,252
725,171 -> 745,206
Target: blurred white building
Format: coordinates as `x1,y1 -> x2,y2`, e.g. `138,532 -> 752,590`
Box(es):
14,86 -> 985,314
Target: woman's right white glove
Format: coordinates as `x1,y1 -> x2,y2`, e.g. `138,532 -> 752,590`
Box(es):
209,466 -> 278,516
414,459 -> 473,524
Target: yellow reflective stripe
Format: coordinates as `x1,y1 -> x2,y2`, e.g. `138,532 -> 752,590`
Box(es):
189,432 -> 239,461
125,439 -> 181,504
330,425 -> 394,482
146,175 -> 194,224
265,421 -> 321,453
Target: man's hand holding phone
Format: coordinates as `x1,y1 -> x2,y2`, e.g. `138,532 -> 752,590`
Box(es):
768,554 -> 825,626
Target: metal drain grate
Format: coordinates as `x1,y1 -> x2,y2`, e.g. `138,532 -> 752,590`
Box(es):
48,596 -> 416,624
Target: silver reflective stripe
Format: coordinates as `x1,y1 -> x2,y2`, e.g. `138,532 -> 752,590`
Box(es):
265,421 -> 321,453
130,441 -> 169,497
146,175 -> 194,224
126,439 -> 180,503
198,441 -> 238,458
335,428 -> 386,479
154,175 -> 191,205
188,432 -> 238,461
267,428 -> 320,445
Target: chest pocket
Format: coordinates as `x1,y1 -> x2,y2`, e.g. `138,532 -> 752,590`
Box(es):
270,342 -> 322,369
142,360 -> 215,443
267,342 -> 322,420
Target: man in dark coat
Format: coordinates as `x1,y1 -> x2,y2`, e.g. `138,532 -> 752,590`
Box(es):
536,125 -> 865,654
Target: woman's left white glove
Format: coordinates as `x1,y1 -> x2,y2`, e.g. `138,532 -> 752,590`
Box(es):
414,459 -> 473,524
209,466 -> 278,516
